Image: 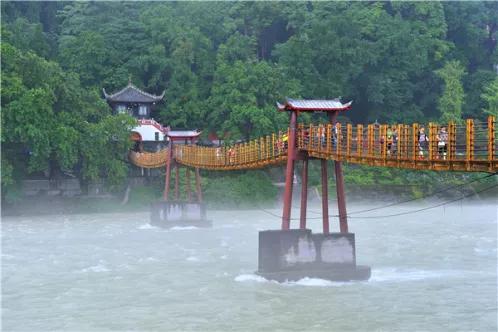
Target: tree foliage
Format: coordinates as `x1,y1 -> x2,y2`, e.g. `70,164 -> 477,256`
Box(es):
436,60 -> 466,123
2,1 -> 497,192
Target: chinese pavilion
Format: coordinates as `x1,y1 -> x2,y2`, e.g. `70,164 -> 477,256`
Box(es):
103,80 -> 168,146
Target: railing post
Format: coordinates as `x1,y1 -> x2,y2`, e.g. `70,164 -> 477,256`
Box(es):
466,119 -> 474,165
367,125 -> 373,158
396,124 -> 402,161
448,121 -> 456,161
346,123 -> 352,159
404,125 -> 409,160
308,124 -> 313,151
272,133 -> 275,158
326,124 -> 332,154
412,123 -> 419,161
336,123 -> 341,156
380,124 -> 387,160
488,116 -> 495,169
428,122 -> 436,162
266,135 -> 270,159
357,124 -> 363,158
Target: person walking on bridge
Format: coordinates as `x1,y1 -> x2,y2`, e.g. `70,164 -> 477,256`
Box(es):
418,126 -> 429,159
437,126 -> 448,160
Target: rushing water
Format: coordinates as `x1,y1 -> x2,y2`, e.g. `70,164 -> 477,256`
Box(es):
2,201 -> 497,331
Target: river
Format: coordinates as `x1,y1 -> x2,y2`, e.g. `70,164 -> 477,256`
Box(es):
2,201 -> 497,331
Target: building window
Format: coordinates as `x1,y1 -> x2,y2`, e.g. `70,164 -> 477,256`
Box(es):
155,132 -> 159,141
117,105 -> 126,114
138,105 -> 147,116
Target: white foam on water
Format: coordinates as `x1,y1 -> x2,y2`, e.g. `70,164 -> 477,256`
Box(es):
137,223 -> 158,230
186,256 -> 200,262
234,274 -> 268,283
369,268 -> 457,283
285,277 -> 346,287
79,264 -> 110,273
220,255 -> 228,260
474,247 -> 497,255
170,226 -> 199,231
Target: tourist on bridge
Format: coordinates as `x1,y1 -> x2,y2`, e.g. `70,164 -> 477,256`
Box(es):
282,132 -> 289,150
391,127 -> 399,157
437,126 -> 448,160
228,147 -> 235,164
332,123 -> 338,148
418,126 -> 429,159
386,126 -> 394,156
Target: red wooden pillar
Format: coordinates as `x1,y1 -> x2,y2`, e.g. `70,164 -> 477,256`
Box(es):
186,168 -> 192,202
334,161 -> 348,233
281,110 -> 297,230
174,163 -> 179,200
321,159 -> 330,234
328,111 -> 349,233
163,145 -> 173,201
299,157 -> 308,229
195,168 -> 203,203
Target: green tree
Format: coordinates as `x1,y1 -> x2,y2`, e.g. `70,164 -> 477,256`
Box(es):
481,77 -> 498,118
436,60 -> 466,123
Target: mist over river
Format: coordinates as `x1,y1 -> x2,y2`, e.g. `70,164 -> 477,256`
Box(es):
2,201 -> 497,331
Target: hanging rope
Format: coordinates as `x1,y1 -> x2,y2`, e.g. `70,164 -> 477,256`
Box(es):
256,181 -> 497,221
307,172 -> 497,216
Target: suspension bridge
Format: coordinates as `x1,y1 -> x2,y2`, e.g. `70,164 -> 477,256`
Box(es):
129,99 -> 497,282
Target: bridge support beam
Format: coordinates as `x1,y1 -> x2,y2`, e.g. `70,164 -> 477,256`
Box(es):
299,157 -> 308,229
195,168 -> 203,203
335,161 -> 348,233
163,147 -> 173,201
321,159 -> 330,234
175,163 -> 179,200
186,168 -> 192,202
281,110 -> 297,230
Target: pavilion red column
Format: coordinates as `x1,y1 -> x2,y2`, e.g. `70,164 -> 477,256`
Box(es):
174,163 -> 179,200
163,145 -> 173,201
335,161 -> 348,233
195,168 -> 203,203
327,111 -> 348,233
299,157 -> 308,229
186,168 -> 192,202
321,159 -> 330,234
281,110 -> 297,230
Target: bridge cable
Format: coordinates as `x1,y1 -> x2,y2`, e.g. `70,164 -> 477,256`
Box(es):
345,183 -> 498,219
307,172 -> 496,216
256,182 -> 497,221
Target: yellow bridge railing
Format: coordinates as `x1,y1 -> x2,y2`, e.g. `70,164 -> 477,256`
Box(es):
176,116 -> 497,173
128,149 -> 169,168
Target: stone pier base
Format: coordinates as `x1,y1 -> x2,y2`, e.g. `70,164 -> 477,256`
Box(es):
257,229 -> 370,282
150,201 -> 211,228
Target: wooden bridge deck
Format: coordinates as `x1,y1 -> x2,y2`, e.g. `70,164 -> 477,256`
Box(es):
131,116 -> 497,173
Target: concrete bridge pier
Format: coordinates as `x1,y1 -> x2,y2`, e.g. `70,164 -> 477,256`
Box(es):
257,102 -> 370,282
152,132 -> 211,228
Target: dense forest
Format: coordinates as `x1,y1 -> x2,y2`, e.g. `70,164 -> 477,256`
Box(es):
2,2 -> 498,201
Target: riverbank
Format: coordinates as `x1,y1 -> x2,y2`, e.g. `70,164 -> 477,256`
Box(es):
2,183 -> 495,217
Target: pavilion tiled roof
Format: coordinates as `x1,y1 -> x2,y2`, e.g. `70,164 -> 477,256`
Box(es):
167,130 -> 201,139
277,98 -> 352,112
103,82 -> 165,103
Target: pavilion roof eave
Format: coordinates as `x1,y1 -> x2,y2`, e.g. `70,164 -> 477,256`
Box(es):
276,98 -> 352,112
167,130 -> 202,140
103,84 -> 165,104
